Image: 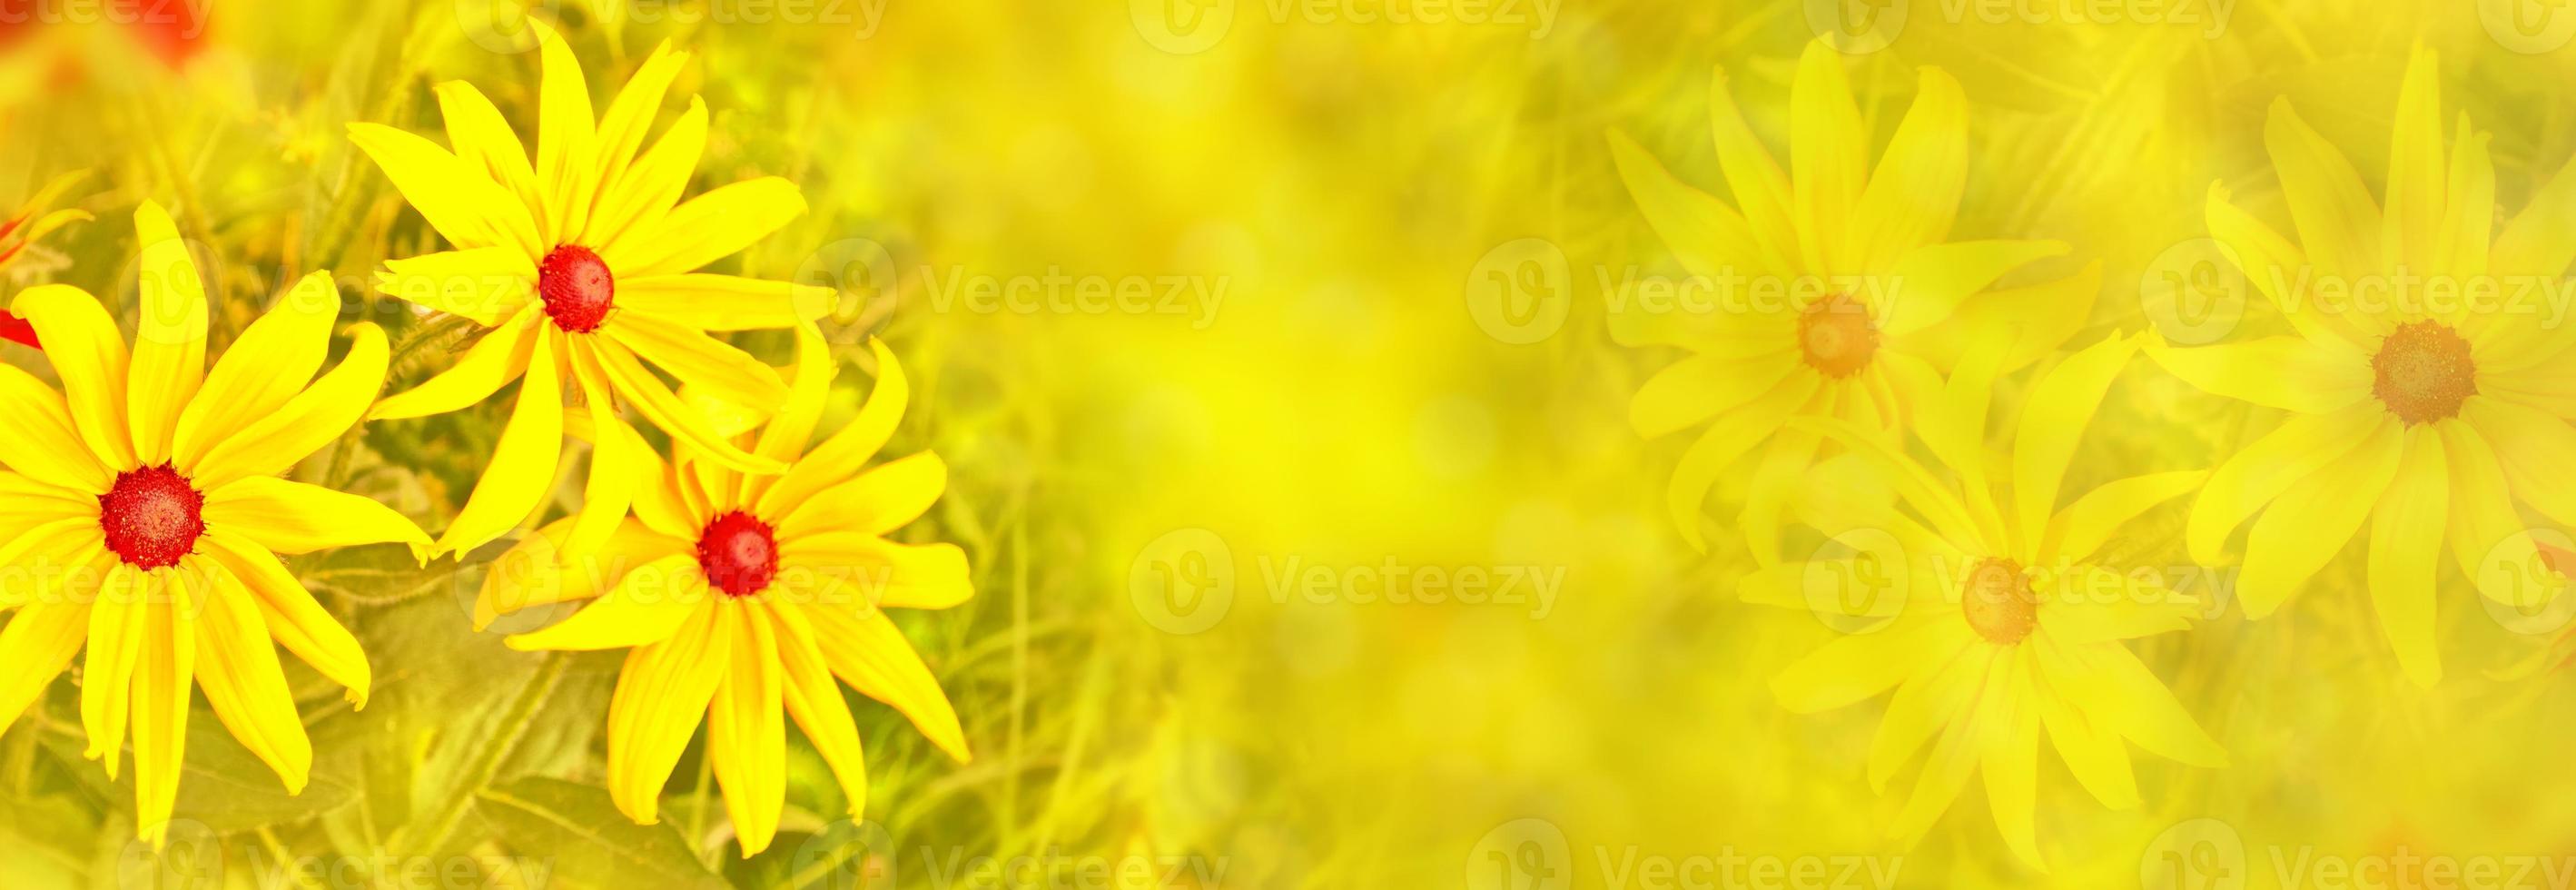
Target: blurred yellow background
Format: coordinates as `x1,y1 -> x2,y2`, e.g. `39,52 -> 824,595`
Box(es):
9,0 -> 2576,887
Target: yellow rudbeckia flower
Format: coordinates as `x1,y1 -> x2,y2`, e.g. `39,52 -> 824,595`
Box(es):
1609,39 -> 2100,562
0,202 -> 425,844
349,22 -> 831,559
471,328 -> 971,856
2150,46 -> 2571,686
1746,332 -> 2223,870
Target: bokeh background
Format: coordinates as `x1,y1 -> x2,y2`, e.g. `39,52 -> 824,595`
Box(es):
6,0 -> 2576,887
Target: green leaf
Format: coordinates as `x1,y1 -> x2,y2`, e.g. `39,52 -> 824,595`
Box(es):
472,777 -> 725,890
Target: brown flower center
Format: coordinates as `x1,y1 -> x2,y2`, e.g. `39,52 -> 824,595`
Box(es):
2371,321 -> 2476,425
696,510 -> 779,598
99,465 -> 204,569
538,244 -> 616,332
1797,294 -> 1879,379
1960,558 -> 2037,645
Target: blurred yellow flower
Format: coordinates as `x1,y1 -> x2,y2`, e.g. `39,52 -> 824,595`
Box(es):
0,202 -> 423,844
474,328 -> 972,856
1747,332 -> 2222,870
1610,39 -> 2097,562
350,22 -> 833,559
2150,46 -> 2573,687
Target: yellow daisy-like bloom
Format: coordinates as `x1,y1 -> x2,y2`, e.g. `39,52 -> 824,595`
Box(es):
350,23 -> 830,559
2149,47 -> 2569,686
0,203 -> 425,843
473,327 -> 972,856
1609,39 -> 2098,561
1746,332 -> 2224,870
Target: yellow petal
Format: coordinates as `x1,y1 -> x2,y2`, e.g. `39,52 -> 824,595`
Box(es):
434,331 -> 565,557
2264,97 -> 2384,278
2494,148 -> 2576,279
581,42 -> 691,246
770,605 -> 870,817
776,451 -> 945,539
129,569 -> 196,846
173,272 -> 340,468
2437,115 -> 2493,282
434,81 -> 545,225
126,201 -> 209,464
757,339 -> 908,519
1667,374 -> 1821,552
2439,414 -> 2553,609
0,598 -> 88,732
200,530 -> 369,706
1628,352 -> 1798,439
346,123 -> 541,257
2382,45 -> 2445,273
562,366 -> 641,559
473,517 -> 687,630
590,96 -> 707,252
80,566 -> 146,777
2050,638 -> 2226,767
2205,183 -> 2369,349
777,536 -> 973,611
0,361 -> 113,491
1788,40 -> 1863,273
1770,618 -> 1959,713
588,337 -> 785,474
739,323 -> 834,509
531,19 -> 597,246
1866,644 -> 1980,792
606,602 -> 726,823
187,323 -> 389,489
1605,128 -> 1775,282
2044,470 -> 2207,565
2145,333 -> 2370,414
2235,420 -> 2403,618
2012,331 -> 2138,541
2186,405 -> 2384,565
1849,66 -> 1965,275
606,178 -> 808,279
1877,240 -> 2070,337
506,554 -> 706,651
1905,261 -> 2101,373
617,273 -> 832,332
202,476 -> 429,556
800,604 -> 971,762
370,308 -> 540,421
1980,658 -> 2045,870
2464,391 -> 2576,528
1891,650 -> 1998,845
194,565 -> 312,793
2367,425 -> 2447,687
2029,664 -> 2137,809
1704,65 -> 1798,269
374,247 -> 536,326
602,313 -> 791,410
706,605 -> 786,856
12,284 -> 134,470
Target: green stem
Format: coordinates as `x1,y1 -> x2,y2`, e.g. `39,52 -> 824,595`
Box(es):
401,651 -> 569,855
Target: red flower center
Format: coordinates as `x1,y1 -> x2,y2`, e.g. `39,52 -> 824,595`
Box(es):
696,511 -> 780,598
1797,293 -> 1879,380
99,465 -> 205,570
538,244 -> 616,332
